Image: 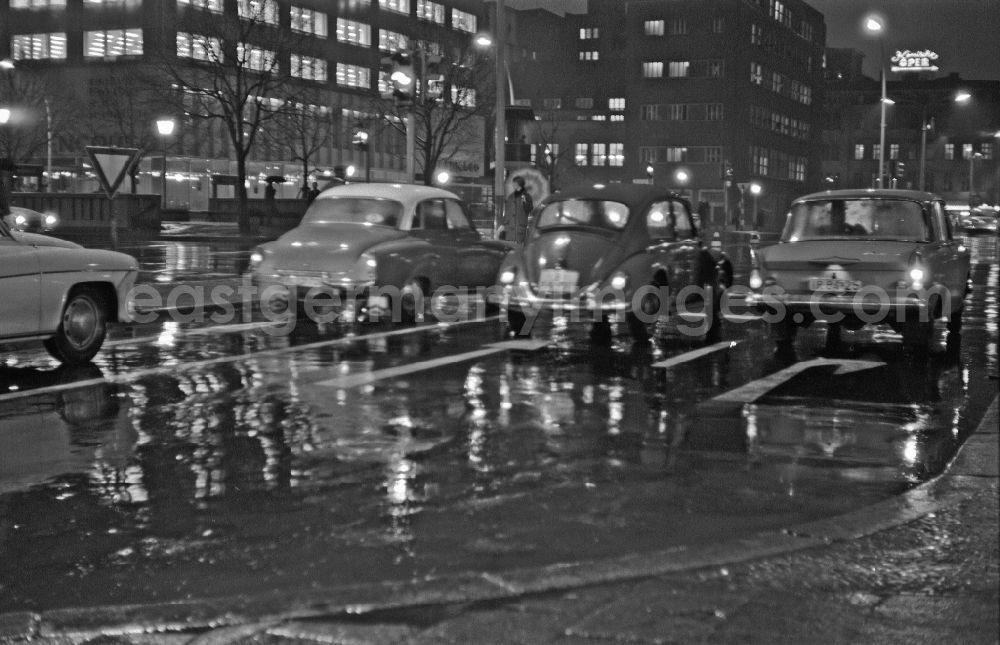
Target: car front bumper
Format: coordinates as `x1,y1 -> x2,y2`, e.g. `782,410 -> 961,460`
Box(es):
744,290 -> 931,322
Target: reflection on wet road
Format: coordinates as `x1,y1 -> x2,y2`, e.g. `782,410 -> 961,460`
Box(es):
0,238 -> 996,612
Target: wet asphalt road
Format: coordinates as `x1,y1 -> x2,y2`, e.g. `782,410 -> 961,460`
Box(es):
0,233 -> 997,614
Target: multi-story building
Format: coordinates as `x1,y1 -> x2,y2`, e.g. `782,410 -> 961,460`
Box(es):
505,0 -> 826,233
0,0 -> 487,211
823,49 -> 1000,207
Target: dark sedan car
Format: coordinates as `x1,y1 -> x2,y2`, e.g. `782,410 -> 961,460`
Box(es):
3,206 -> 59,233
744,189 -> 971,356
248,183 -> 514,323
495,183 -> 733,342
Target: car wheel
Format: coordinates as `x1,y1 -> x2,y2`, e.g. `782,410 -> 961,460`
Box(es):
400,279 -> 426,323
44,288 -> 108,364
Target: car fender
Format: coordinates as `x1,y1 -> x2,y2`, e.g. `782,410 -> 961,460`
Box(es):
366,237 -> 441,288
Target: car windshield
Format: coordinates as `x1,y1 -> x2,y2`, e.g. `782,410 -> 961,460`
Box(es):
301,197 -> 404,228
535,199 -> 629,231
782,199 -> 930,242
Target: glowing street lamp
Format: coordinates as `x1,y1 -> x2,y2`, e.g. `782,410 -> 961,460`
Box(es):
645,164 -> 654,183
865,15 -> 888,188
435,170 -> 451,185
749,182 -> 763,229
155,118 -> 175,210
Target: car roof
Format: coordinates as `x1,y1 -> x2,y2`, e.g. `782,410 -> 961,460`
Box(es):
316,182 -> 461,204
545,182 -> 688,206
793,188 -> 943,203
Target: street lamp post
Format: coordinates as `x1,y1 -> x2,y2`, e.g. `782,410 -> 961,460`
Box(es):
865,16 -> 888,188
645,164 -> 654,184
493,1 -> 507,238
749,182 -> 763,229
969,152 -> 984,202
156,118 -> 175,211
352,124 -> 370,182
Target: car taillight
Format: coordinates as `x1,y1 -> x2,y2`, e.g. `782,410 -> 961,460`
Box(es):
499,268 -> 517,285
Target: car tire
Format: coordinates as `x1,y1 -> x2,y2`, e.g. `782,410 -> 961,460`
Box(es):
44,288 -> 108,364
400,279 -> 426,324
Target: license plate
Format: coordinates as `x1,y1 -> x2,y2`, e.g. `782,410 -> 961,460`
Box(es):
538,269 -> 579,294
809,277 -> 861,292
367,295 -> 389,310
282,276 -> 325,289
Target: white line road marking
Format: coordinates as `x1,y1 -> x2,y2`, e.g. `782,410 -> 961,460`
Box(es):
315,339 -> 550,390
0,319 -> 496,403
103,320 -> 284,348
707,358 -> 885,405
652,341 -> 741,369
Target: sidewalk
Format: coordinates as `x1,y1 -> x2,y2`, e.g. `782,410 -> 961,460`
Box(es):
2,396 -> 995,644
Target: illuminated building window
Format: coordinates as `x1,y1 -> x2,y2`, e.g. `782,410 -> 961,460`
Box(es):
11,32 -> 67,59
668,61 -> 689,78
579,27 -> 599,39
379,29 -> 408,52
452,8 -> 476,33
238,0 -> 279,24
575,143 -> 588,166
11,0 -> 67,7
415,0 -> 443,23
669,19 -> 687,35
644,20 -> 664,36
291,6 -> 328,36
608,97 -> 624,111
176,32 -> 221,61
337,62 -> 371,88
591,143 -> 607,166
579,51 -> 599,61
291,54 -> 327,81
379,0 -> 408,14
178,0 -> 223,11
609,143 -> 624,167
944,144 -> 954,160
237,43 -> 276,71
643,61 -> 663,78
337,18 -> 371,46
85,29 -> 143,57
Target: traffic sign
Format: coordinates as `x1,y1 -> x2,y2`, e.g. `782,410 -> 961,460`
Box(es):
86,146 -> 141,199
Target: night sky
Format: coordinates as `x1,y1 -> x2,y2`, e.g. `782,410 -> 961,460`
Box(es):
508,0 -> 1000,81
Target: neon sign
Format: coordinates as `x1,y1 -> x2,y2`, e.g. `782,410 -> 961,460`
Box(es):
891,50 -> 940,73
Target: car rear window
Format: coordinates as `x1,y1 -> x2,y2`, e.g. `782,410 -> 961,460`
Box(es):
782,199 -> 930,242
301,197 -> 404,227
535,199 -> 629,231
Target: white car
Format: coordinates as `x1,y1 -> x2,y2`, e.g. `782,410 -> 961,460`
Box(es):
0,215 -> 139,363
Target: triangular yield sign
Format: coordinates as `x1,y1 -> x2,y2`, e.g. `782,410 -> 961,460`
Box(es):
86,146 -> 141,199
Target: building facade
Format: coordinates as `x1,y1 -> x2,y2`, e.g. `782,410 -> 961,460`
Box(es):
0,0 -> 487,211
823,51 -> 999,207
505,0 -> 826,233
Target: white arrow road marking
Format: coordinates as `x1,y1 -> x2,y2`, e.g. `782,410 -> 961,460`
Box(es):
652,341 -> 741,370
708,358 -> 884,405
315,339 -> 550,390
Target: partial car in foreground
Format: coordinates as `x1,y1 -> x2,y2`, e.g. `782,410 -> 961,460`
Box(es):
496,183 -> 733,343
3,205 -> 59,234
745,189 -> 970,356
248,183 -> 514,322
1,216 -> 139,363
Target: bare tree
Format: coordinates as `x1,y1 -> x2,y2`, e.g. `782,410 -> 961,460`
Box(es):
157,1 -> 302,233
0,66 -> 75,177
82,63 -> 172,192
372,39 -> 495,185
263,87 -> 334,196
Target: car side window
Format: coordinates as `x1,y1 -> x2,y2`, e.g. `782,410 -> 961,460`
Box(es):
415,199 -> 449,230
647,202 -> 675,240
674,206 -> 695,239
444,199 -> 474,231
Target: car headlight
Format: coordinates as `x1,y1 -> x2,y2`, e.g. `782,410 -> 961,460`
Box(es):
499,268 -> 517,285
248,247 -> 267,271
609,272 -> 628,291
351,253 -> 378,283
748,269 -> 764,290
43,212 -> 59,228
14,214 -> 26,227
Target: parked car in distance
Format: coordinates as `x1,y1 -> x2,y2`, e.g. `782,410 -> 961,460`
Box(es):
248,183 -> 514,323
495,183 -> 733,343
3,205 -> 59,233
745,189 -> 971,356
1,216 -> 139,363
961,206 -> 998,235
